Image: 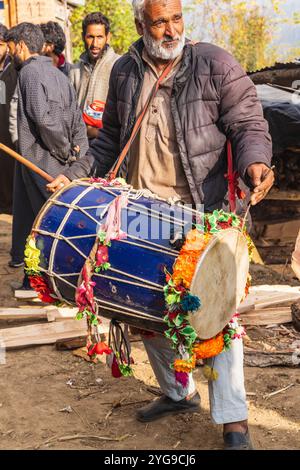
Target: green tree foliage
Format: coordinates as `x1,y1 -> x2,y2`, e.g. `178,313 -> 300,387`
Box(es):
70,0 -> 139,62
187,0 -> 291,71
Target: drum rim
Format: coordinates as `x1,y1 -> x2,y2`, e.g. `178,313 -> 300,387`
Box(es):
189,228 -> 249,340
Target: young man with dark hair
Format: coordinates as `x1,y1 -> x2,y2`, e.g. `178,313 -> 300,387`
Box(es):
69,12 -> 120,139
7,22 -> 89,285
40,21 -> 72,77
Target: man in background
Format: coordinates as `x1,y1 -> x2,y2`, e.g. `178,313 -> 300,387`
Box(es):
0,23 -> 10,75
0,24 -> 18,216
70,12 -> 120,140
41,21 -> 72,77
6,22 -> 88,287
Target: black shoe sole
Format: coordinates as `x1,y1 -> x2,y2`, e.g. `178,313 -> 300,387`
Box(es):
136,404 -> 200,423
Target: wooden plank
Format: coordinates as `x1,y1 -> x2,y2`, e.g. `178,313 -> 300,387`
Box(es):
240,307 -> 292,325
0,307 -> 48,321
244,350 -> 296,367
0,320 -> 87,350
238,295 -> 300,313
46,307 -> 77,322
0,307 -> 81,323
0,307 -> 77,322
238,286 -> 300,314
14,290 -> 38,300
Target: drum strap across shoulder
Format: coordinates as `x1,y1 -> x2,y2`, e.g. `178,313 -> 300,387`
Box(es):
107,58 -> 177,181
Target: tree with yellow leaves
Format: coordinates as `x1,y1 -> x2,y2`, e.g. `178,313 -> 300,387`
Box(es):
188,0 -> 294,71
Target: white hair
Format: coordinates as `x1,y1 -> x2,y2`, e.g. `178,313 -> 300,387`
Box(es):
132,0 -> 147,22
132,0 -> 185,60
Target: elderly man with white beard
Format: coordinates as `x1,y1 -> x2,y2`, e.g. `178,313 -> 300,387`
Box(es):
48,0 -> 274,450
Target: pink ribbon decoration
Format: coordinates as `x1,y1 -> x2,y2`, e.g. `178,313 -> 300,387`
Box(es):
101,193 -> 129,244
76,264 -> 96,314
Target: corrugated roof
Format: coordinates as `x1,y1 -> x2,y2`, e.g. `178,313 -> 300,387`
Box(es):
249,60 -> 300,75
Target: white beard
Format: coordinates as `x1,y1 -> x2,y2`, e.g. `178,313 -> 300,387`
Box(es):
143,28 -> 185,60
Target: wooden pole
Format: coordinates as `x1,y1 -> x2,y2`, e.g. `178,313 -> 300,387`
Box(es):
0,143 -> 54,183
63,0 -> 72,64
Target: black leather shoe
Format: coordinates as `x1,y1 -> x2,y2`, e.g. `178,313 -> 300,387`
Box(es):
223,431 -> 254,450
8,260 -> 25,268
136,392 -> 200,422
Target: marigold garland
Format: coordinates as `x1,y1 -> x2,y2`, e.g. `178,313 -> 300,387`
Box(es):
193,333 -> 224,360
163,210 -> 251,386
173,354 -> 196,373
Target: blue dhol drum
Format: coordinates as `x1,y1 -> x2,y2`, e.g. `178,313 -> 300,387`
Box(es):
32,180 -> 196,332
32,180 -> 249,336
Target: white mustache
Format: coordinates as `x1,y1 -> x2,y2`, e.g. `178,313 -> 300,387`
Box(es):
162,37 -> 180,42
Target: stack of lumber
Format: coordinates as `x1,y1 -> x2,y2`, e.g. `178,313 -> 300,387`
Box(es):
1,285 -> 299,356
238,285 -> 300,326
238,285 -> 300,367
0,306 -> 110,350
251,189 -> 300,265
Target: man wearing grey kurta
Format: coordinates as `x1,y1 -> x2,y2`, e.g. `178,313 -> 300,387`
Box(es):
6,23 -> 88,277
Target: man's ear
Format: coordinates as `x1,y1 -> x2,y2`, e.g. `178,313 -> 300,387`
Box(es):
19,40 -> 28,57
135,18 -> 144,36
106,32 -> 112,45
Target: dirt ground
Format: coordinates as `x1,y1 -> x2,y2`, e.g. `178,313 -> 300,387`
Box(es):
0,214 -> 299,450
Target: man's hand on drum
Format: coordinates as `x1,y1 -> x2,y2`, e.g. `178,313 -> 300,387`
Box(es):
247,163 -> 275,206
47,174 -> 71,193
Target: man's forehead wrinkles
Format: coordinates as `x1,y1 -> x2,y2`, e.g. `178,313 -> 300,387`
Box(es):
145,11 -> 182,22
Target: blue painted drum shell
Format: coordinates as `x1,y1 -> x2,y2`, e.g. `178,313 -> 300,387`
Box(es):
33,182 -> 194,333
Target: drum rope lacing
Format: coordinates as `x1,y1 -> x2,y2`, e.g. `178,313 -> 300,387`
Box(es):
32,179 -> 205,329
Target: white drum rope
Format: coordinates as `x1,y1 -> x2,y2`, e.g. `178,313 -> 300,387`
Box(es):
93,272 -> 163,291
47,186 -> 95,300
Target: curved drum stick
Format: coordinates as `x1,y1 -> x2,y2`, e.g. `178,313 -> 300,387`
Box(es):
0,143 -> 54,183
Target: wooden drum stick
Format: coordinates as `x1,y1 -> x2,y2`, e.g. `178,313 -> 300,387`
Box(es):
0,143 -> 54,183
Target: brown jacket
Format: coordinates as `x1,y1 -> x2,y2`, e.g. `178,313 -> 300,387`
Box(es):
65,39 -> 272,211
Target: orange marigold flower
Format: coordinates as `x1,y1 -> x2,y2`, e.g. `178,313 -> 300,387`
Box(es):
172,231 -> 212,289
184,230 -> 209,252
193,334 -> 224,360
174,354 -> 196,373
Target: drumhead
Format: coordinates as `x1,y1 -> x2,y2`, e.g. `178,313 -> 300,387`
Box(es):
189,228 -> 249,340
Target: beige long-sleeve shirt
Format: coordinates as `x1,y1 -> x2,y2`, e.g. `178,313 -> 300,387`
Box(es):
127,50 -> 192,203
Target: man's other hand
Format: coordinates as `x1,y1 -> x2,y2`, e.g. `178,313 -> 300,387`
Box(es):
87,126 -> 99,139
247,163 -> 275,206
47,175 -> 71,193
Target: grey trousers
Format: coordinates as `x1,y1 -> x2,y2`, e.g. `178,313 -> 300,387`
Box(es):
142,334 -> 248,425
11,163 -> 48,263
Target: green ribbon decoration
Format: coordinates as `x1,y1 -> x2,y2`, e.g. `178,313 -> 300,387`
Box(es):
119,364 -> 134,377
